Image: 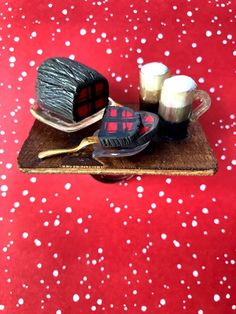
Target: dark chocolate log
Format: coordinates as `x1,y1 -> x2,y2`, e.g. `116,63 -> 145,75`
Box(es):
36,57 -> 109,122
98,106 -> 141,147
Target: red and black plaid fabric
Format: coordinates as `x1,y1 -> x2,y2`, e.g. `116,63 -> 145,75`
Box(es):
98,106 -> 141,147
74,80 -> 108,120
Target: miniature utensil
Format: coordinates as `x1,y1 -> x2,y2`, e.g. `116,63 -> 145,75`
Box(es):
38,136 -> 99,159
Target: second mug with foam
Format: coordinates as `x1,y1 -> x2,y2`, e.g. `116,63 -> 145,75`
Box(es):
158,75 -> 211,140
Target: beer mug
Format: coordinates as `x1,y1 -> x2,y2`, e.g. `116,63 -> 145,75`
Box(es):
158,75 -> 211,140
139,62 -> 170,113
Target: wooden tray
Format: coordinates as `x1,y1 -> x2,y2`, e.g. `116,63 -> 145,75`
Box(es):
18,110 -> 218,176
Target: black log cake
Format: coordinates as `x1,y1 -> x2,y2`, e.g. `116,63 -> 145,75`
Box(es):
97,106 -> 159,148
98,106 -> 141,147
36,57 -> 109,122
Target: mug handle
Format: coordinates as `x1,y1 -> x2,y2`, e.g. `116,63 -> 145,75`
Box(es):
190,90 -> 211,121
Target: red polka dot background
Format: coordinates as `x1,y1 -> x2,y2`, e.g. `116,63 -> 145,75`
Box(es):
0,0 -> 236,313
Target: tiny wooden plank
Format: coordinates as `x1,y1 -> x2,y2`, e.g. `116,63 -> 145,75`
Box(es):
18,113 -> 218,176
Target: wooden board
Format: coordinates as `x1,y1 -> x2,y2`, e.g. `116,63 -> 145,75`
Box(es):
18,113 -> 218,176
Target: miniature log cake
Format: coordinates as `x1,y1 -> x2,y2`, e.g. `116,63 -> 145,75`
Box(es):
36,57 -> 109,122
134,111 -> 159,146
98,106 -> 141,147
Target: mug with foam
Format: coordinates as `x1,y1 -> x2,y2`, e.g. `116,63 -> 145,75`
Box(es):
158,75 -> 211,140
139,62 -> 170,114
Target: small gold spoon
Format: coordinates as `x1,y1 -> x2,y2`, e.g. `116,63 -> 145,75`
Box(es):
38,136 -> 99,159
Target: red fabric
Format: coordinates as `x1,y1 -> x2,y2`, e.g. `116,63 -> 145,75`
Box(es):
0,0 -> 236,313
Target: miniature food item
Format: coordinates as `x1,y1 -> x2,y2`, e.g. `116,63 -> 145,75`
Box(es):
98,106 -> 141,147
36,57 -> 109,122
134,111 -> 159,146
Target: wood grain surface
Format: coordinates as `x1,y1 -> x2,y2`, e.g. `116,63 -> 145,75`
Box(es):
18,113 -> 218,176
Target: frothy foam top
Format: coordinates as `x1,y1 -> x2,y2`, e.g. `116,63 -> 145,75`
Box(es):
141,62 -> 169,76
163,75 -> 197,92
